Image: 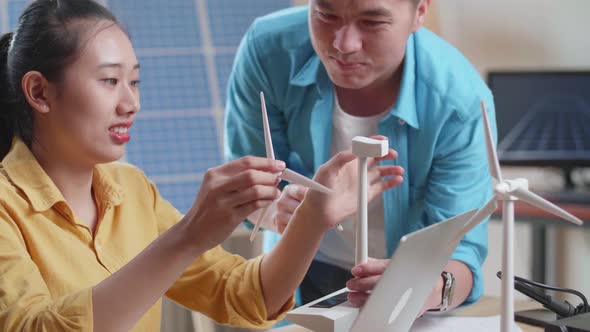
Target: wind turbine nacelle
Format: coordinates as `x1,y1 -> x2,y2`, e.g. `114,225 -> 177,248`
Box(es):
495,178 -> 529,200
352,137 -> 389,158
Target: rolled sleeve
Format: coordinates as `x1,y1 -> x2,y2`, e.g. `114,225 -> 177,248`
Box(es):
451,237 -> 486,304
0,289 -> 94,332
165,247 -> 294,329
422,99 -> 496,304
0,210 -> 94,331
225,27 -> 269,163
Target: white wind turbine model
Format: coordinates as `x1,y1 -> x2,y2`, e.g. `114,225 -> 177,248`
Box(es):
351,136 -> 389,265
250,91 -> 337,242
451,101 -> 584,332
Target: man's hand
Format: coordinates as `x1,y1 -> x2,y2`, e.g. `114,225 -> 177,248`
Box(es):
345,258 -> 389,307
272,184 -> 307,234
302,149 -> 404,231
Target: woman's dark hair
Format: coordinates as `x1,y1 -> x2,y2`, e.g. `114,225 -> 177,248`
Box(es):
0,0 -> 120,159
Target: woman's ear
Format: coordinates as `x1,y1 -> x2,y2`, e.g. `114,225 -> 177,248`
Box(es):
21,71 -> 52,114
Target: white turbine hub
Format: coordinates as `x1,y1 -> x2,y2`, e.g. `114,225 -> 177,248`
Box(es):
505,178 -> 529,191
494,179 -> 529,201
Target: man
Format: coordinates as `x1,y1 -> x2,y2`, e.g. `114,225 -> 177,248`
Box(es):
225,0 -> 496,314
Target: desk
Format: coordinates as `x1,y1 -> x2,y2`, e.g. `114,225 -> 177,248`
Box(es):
275,296 -> 543,332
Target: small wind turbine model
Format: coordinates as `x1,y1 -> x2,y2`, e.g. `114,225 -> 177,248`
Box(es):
285,137 -> 389,332
451,101 -> 584,332
352,137 -> 389,265
250,91 -> 338,242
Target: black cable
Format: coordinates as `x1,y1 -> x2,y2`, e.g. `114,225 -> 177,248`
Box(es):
514,274 -> 589,312
496,271 -> 589,313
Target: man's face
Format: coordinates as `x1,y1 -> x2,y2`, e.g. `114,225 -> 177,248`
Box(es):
308,0 -> 425,91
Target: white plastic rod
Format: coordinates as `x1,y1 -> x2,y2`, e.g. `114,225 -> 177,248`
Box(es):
281,169 -> 333,194
250,206 -> 270,242
511,187 -> 583,226
261,91 -> 275,160
481,101 -> 503,183
501,199 -> 515,332
450,197 -> 497,245
356,157 -> 369,265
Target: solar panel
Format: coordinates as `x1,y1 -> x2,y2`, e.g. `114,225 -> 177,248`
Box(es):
489,71 -> 590,167
109,0 -> 202,49
1,0 -> 295,213
207,0 -> 292,47
499,95 -> 590,160
6,0 -> 26,30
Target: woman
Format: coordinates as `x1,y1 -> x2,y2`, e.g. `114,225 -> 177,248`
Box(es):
0,0 -> 405,331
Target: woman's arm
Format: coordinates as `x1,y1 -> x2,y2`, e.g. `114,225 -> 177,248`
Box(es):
91,157 -> 285,332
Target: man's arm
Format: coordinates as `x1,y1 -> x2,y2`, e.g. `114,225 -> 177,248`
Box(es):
225,26 -> 295,234
346,259 -> 472,313
423,260 -> 473,313
422,97 -> 497,306
224,27 -> 290,165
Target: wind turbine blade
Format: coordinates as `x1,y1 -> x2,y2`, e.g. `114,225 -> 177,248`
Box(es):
481,100 -> 503,182
281,168 -> 332,194
250,206 -> 270,242
260,91 -> 276,160
450,198 -> 497,245
511,187 -> 583,226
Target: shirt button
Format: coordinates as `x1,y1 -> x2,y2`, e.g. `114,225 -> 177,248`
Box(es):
398,119 -> 405,125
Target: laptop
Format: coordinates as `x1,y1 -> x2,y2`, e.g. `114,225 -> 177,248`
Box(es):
286,209 -> 479,332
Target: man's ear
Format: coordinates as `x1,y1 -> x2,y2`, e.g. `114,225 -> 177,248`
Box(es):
21,71 -> 53,114
411,0 -> 431,33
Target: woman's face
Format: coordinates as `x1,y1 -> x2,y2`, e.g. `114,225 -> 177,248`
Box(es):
39,20 -> 140,166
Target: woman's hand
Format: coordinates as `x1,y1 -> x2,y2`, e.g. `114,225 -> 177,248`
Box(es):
184,156 -> 286,251
297,148 -> 404,232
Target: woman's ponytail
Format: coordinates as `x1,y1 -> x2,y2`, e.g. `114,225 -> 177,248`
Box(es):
0,32 -> 15,159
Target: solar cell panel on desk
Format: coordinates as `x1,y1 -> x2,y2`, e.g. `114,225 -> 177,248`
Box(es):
499,96 -> 590,161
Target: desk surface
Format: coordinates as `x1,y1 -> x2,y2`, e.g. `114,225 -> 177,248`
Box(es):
275,296 -> 543,332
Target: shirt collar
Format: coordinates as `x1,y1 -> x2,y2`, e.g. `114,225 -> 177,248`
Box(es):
289,31 -> 420,129
2,138 -> 124,212
391,32 -> 419,129
290,51 -> 323,87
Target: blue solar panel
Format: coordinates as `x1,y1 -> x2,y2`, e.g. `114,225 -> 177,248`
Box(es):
207,0 -> 292,46
498,96 -> 590,160
1,0 -> 293,214
490,72 -> 590,166
126,116 -> 222,177
215,52 -> 236,104
7,0 -> 26,30
109,0 -> 202,48
137,55 -> 211,112
157,181 -> 202,214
